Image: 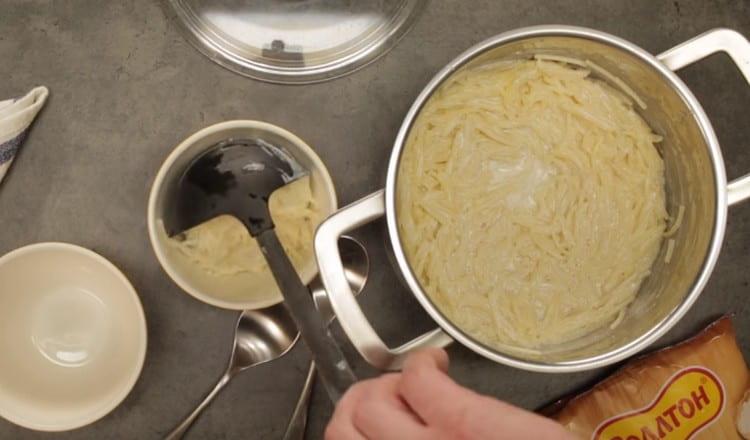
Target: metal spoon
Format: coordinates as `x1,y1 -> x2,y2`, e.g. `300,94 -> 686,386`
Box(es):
165,303 -> 299,440
164,237 -> 369,440
282,237 -> 370,440
167,138 -> 356,401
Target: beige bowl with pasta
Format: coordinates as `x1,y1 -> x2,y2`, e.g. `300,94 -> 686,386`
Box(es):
148,121 -> 337,310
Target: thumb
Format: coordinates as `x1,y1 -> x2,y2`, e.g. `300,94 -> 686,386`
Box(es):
398,348 -> 476,425
404,347 -> 450,373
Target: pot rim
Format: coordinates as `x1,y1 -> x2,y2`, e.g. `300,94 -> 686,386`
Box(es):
384,25 -> 728,372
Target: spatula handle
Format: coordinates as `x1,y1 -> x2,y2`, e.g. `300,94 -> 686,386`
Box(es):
256,229 -> 356,402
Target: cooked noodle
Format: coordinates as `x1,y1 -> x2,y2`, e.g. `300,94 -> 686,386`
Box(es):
168,175 -> 322,278
664,205 -> 685,238
397,59 -> 668,349
665,239 -> 676,264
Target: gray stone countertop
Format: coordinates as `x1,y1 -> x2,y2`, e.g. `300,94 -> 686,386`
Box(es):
1,0 -> 749,438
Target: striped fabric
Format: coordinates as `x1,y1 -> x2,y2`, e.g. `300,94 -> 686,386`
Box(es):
0,131 -> 27,165
0,86 -> 48,185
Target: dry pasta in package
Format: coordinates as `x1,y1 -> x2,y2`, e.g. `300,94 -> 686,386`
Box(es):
544,317 -> 750,439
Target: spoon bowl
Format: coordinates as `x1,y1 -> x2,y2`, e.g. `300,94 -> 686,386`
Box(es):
231,305 -> 299,372
311,237 -> 370,322
165,302 -> 299,440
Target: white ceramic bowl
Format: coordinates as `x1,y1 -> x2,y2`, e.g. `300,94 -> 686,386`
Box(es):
148,120 -> 337,310
0,243 -> 147,431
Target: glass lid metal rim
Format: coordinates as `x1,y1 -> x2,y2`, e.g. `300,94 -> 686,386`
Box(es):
167,0 -> 428,84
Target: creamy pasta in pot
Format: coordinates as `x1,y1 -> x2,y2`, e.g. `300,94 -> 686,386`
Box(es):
397,58 -> 668,350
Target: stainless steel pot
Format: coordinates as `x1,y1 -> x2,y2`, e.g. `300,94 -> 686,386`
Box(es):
314,26 -> 750,373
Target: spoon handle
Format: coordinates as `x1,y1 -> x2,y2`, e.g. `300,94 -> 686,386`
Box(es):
282,360 -> 317,440
165,371 -> 233,440
257,229 -> 356,402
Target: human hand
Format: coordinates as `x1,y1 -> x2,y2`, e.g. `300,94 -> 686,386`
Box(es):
325,348 -> 574,439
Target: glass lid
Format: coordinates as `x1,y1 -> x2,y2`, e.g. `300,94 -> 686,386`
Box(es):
167,0 -> 427,84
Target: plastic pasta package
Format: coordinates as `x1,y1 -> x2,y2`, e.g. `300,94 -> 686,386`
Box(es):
545,317 -> 750,439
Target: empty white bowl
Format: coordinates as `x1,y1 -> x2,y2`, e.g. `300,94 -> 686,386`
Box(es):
0,243 -> 147,431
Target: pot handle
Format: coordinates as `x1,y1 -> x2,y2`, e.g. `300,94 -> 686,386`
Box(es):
315,190 -> 453,371
658,28 -> 750,206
